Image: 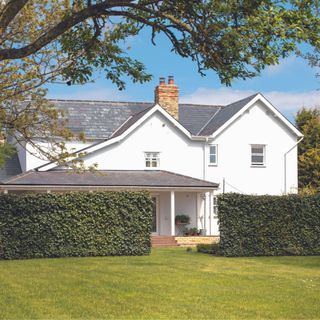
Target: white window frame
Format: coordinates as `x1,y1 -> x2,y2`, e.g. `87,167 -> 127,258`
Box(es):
251,144 -> 266,167
145,152 -> 160,168
209,144 -> 218,166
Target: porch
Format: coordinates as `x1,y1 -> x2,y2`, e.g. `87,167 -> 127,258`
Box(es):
150,190 -> 219,237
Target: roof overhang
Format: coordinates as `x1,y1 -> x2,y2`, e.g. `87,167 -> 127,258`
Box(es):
1,170 -> 219,192
210,93 -> 303,139
0,185 -> 216,192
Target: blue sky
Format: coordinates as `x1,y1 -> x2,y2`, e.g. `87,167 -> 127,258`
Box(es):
47,31 -> 320,122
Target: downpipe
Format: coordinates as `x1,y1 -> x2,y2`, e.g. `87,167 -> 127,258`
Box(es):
284,136 -> 303,194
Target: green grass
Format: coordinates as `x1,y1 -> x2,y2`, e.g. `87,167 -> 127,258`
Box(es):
0,248 -> 319,319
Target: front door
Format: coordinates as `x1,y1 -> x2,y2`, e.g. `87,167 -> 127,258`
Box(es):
151,196 -> 159,235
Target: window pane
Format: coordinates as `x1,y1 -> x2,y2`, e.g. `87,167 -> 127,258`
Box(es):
252,147 -> 263,154
151,161 -> 158,167
210,145 -> 216,155
146,160 -> 151,167
210,155 -> 216,164
252,155 -> 264,163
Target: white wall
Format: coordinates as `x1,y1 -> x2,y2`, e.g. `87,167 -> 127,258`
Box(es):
22,140 -> 94,171
205,101 -> 299,195
80,112 -> 205,178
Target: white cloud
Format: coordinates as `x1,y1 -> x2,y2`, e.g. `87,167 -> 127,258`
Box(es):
264,56 -> 298,76
181,87 -> 320,114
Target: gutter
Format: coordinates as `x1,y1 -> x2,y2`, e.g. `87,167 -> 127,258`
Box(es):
0,185 -> 218,193
284,136 -> 304,194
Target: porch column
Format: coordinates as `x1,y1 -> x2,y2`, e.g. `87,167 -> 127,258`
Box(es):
170,191 -> 175,236
209,191 -> 214,236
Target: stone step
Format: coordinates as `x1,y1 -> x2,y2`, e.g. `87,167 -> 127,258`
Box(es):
151,236 -> 178,247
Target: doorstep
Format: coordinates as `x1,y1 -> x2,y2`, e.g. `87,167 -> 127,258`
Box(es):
174,236 -> 219,247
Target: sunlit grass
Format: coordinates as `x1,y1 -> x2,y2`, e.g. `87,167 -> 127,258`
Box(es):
0,248 -> 319,319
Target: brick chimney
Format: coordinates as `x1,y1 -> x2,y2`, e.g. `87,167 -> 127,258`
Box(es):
154,76 -> 179,120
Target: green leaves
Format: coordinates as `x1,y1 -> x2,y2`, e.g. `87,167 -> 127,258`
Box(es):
0,142 -> 15,168
59,20 -> 152,90
218,193 -> 320,257
296,108 -> 320,193
0,191 -> 153,260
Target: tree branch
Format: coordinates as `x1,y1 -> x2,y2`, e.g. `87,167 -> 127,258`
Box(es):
0,0 -> 137,60
0,0 -> 29,33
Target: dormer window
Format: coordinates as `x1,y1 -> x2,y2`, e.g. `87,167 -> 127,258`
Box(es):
145,152 -> 160,168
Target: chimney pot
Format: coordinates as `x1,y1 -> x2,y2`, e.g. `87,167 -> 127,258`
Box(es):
168,76 -> 174,85
159,77 -> 165,85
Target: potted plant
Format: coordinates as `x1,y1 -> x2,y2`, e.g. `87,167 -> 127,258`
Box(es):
189,227 -> 198,236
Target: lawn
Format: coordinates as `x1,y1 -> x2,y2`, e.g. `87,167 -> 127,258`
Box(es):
0,248 -> 319,319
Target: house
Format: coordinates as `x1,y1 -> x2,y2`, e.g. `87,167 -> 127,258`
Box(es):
0,77 -> 303,238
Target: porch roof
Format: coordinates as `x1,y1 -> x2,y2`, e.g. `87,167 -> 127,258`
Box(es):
1,170 -> 218,191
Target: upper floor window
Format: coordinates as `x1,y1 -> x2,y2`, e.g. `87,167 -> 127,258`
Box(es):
251,145 -> 265,166
209,144 -> 218,165
145,152 -> 160,168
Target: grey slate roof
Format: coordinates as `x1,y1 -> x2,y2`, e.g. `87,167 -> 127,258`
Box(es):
2,170 -> 218,188
52,94 -> 259,140
110,107 -> 152,138
198,93 -> 259,136
0,153 -> 22,182
52,100 -> 153,139
178,104 -> 221,135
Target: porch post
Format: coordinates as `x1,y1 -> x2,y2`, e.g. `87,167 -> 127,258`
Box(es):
209,191 -> 214,236
170,191 -> 175,236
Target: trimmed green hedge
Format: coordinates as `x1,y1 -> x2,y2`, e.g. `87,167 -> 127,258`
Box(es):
0,191 -> 152,259
197,243 -> 220,255
218,193 -> 320,257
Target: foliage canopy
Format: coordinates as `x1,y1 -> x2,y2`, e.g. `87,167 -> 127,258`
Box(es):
1,0 -> 320,166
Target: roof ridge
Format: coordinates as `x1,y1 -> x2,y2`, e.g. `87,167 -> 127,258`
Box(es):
196,106 -> 222,136
110,106 -> 153,138
49,99 -> 223,108
180,103 -> 223,108
49,99 -> 153,105
110,115 -> 134,138
224,93 -> 259,107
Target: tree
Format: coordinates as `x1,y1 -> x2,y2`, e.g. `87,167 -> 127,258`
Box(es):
1,0 -> 320,167
296,108 -> 320,194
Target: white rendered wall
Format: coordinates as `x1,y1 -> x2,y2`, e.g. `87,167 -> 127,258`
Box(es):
205,101 -> 299,195
22,141 -> 94,171
81,112 -> 204,178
